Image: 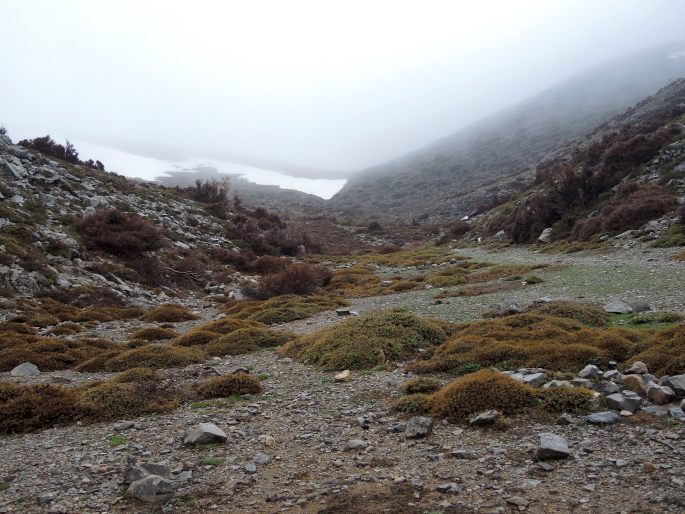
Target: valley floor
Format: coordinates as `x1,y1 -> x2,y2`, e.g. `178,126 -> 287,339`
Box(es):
1,245 -> 684,513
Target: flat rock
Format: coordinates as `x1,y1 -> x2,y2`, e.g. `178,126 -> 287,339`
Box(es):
662,375 -> 685,398
334,370 -> 351,382
603,300 -> 633,314
183,423 -> 228,445
587,411 -> 621,425
621,374 -> 647,396
604,392 -> 641,413
579,365 -> 601,379
345,439 -> 367,451
469,410 -> 501,426
125,475 -> 175,503
535,433 -> 570,460
10,362 -> 40,376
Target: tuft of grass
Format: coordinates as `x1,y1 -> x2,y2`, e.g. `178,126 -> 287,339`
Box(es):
627,324 -> 685,376
279,309 -> 455,370
140,304 -> 199,323
171,330 -> 221,347
107,435 -> 126,447
111,367 -> 162,383
428,369 -> 535,422
530,301 -> 608,327
200,458 -> 223,466
224,294 -> 349,324
537,387 -> 594,414
102,345 -> 204,372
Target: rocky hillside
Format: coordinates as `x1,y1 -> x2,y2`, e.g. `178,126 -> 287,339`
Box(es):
0,131 -> 327,305
329,41 -> 685,221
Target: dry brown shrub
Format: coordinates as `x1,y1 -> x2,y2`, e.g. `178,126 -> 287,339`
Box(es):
195,372 -> 262,398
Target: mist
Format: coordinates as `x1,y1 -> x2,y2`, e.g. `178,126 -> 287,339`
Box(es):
2,0 -> 685,185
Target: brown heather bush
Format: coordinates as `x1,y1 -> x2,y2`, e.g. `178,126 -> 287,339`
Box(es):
140,304 -> 198,323
392,393 -> 430,414
280,310 -> 455,371
411,313 -> 639,374
437,220 -> 471,245
171,330 -> 221,347
428,369 -> 536,422
195,372 -> 262,399
537,387 -> 595,414
128,327 -> 179,341
402,377 -> 442,394
242,263 -> 332,300
0,336 -> 117,372
182,179 -> 231,218
205,327 -> 292,356
76,209 -> 165,256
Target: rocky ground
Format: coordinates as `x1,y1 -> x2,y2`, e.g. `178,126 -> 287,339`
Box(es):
1,245 -> 684,514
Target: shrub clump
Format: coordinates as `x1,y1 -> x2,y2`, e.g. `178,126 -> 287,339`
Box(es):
0,384 -> 80,433
223,294 -> 349,324
171,330 -> 221,347
111,367 -> 162,383
392,393 -> 430,414
402,377 -> 442,394
103,345 -> 205,372
537,387 -> 595,414
528,301 -> 608,327
627,324 -> 685,376
78,381 -> 181,422
76,209 -> 165,256
428,369 -> 536,422
242,263 -> 332,300
195,373 -> 262,399
128,327 -> 179,341
140,304 -> 198,323
205,327 -> 292,356
279,310 -> 454,371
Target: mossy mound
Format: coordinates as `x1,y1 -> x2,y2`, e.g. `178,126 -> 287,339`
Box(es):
529,301 -> 608,326
279,310 -> 455,371
0,336 -> 117,372
412,313 -> 640,373
111,367 -> 162,383
78,381 -> 181,422
428,369 -> 536,422
140,304 -> 199,323
196,317 -> 263,335
76,344 -> 204,372
195,373 -> 262,399
0,384 -> 81,434
205,327 -> 292,356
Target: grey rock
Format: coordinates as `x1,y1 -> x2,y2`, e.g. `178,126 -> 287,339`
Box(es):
578,364 -> 601,379
10,362 -> 40,376
447,450 -> 478,460
646,384 -> 676,405
125,475 -> 175,503
662,375 -> 685,398
554,413 -> 575,425
244,462 -> 257,474
542,380 -> 573,389
469,410 -> 501,426
182,423 -> 228,445
254,453 -> 270,465
668,406 -> 685,421
405,416 -> 433,439
603,370 -> 622,381
0,157 -> 28,180
642,405 -> 670,417
345,439 -> 367,451
603,300 -> 633,314
538,228 -> 553,243
595,381 -> 620,396
626,361 -> 649,375
387,421 -> 407,433
535,433 -> 570,460
522,372 -> 547,387
436,483 -> 461,494
571,378 -> 593,388
604,392 -> 641,413
586,411 -> 621,425
629,301 -> 651,313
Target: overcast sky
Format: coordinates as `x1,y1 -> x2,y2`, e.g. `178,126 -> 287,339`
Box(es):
2,0 -> 685,173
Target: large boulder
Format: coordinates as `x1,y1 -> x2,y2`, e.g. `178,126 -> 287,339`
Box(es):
535,433 -> 570,460
538,228 -> 553,243
621,374 -> 647,397
625,361 -> 648,375
578,365 -> 601,380
646,384 -> 677,405
662,375 -> 685,398
182,423 -> 227,445
604,392 -> 641,413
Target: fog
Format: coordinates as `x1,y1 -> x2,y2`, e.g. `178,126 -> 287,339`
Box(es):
2,0 -> 685,184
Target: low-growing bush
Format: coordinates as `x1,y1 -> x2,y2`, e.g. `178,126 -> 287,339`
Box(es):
222,294 -> 349,324
392,393 -> 429,414
205,327 -> 292,356
627,324 -> 685,375
196,317 -> 262,334
104,345 -> 205,372
0,336 -> 117,372
280,310 -> 455,370
140,304 -> 198,323
537,387 -> 594,414
437,220 -> 471,245
242,263 -> 332,300
428,369 -> 536,421
76,209 -> 165,256
171,330 -> 221,347
528,301 -> 608,327
0,384 -> 81,433
402,377 -> 442,394
111,367 -> 162,383
195,372 -> 262,399
128,327 -> 179,341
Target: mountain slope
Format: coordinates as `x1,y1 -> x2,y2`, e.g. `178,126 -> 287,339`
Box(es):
329,41 -> 685,221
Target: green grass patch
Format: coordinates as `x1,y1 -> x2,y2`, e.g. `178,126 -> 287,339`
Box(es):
107,435 -> 126,447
